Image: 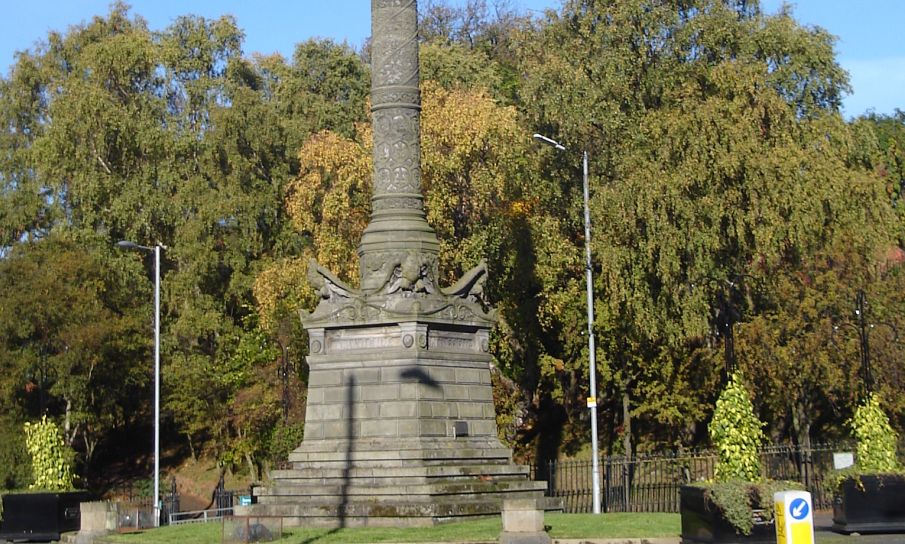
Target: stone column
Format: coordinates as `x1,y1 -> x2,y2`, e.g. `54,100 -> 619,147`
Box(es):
358,0 -> 440,292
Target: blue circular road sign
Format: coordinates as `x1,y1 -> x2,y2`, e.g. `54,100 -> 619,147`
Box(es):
789,497 -> 809,520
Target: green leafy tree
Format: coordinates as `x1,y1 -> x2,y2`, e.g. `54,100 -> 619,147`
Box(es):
0,234 -> 149,464
516,0 -> 894,453
0,4 -> 366,467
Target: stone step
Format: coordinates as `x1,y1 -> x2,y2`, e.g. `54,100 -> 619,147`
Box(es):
256,488 -> 545,507
271,463 -> 529,482
260,479 -> 548,499
287,446 -> 513,464
293,437 -> 507,451
236,494 -> 564,528
281,459 -> 514,472
239,495 -> 529,521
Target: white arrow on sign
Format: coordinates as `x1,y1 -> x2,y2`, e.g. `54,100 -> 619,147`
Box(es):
792,502 -> 806,517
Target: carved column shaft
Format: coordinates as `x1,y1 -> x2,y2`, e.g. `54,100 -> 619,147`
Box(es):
359,0 -> 439,292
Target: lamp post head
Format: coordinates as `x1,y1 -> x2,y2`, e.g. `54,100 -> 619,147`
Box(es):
116,240 -> 164,252
116,240 -> 141,250
533,133 -> 566,151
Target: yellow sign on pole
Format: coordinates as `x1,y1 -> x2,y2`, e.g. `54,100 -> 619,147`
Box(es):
773,490 -> 814,544
586,397 -> 597,408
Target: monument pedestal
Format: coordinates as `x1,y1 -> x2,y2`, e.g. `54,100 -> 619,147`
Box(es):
243,315 -> 549,526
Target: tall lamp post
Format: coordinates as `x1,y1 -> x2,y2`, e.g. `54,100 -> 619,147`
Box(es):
117,240 -> 163,527
533,133 -> 601,514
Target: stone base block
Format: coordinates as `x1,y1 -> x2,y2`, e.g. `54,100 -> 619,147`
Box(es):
500,498 -> 552,544
502,499 -> 546,532
79,501 -> 118,534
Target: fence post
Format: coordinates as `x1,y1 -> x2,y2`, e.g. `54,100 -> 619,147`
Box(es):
547,459 -> 555,496
622,454 -> 631,512
170,476 -> 179,516
602,456 -> 609,513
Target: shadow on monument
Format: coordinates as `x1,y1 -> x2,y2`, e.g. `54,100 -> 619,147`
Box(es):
296,367 -> 447,542
298,375 -> 355,543
400,367 -> 440,390
339,374 -> 355,529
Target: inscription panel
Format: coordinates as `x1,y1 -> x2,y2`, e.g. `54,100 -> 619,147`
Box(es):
326,326 -> 400,353
430,329 -> 479,354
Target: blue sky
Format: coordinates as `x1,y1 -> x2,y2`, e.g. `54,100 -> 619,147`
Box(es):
1,1 -> 902,117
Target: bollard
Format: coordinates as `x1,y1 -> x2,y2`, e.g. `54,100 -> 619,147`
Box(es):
774,490 -> 814,544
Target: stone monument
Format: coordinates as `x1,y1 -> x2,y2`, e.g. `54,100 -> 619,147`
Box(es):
240,0 -> 548,526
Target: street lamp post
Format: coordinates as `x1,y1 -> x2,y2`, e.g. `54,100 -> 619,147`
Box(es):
277,339 -> 291,423
692,274 -> 755,379
832,290 -> 898,398
117,240 -> 163,527
533,133 -> 601,514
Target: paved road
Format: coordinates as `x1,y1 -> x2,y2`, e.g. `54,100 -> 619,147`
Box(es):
815,510 -> 905,543
550,511 -> 905,544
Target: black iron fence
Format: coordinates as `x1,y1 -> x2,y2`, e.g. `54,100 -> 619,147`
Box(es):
530,442 -> 862,513
111,477 -> 180,527
111,474 -> 259,527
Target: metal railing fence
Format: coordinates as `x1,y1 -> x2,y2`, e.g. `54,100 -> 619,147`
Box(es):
529,442 -> 866,513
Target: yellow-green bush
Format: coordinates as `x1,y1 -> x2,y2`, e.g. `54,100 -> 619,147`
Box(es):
23,416 -> 74,490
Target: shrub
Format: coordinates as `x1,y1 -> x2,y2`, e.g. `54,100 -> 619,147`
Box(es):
850,392 -> 900,472
709,371 -> 765,482
703,479 -> 802,536
23,416 -> 75,490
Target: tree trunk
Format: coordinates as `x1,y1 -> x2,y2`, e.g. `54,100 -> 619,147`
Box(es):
245,451 -> 258,482
186,433 -> 196,461
791,398 -> 813,488
622,389 -> 633,511
622,390 -> 632,458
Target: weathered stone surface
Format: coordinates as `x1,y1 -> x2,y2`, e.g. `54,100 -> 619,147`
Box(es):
500,498 -> 553,544
502,499 -> 546,532
78,501 -> 118,536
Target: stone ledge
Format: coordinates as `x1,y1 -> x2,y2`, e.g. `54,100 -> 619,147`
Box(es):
272,462 -> 528,479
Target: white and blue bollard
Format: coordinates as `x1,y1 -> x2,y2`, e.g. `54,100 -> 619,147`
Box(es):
774,490 -> 814,544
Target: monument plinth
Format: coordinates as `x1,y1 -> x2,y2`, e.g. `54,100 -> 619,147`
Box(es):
241,0 -> 549,526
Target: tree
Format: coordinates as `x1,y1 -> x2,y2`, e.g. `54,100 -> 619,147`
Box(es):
710,372 -> 764,482
0,4 -> 368,469
0,234 -> 150,465
516,0 -> 890,452
853,111 -> 905,244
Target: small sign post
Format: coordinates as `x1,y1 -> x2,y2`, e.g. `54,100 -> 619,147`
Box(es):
774,490 -> 814,544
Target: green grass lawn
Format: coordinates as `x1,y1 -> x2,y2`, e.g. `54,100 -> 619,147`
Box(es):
101,512 -> 680,543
